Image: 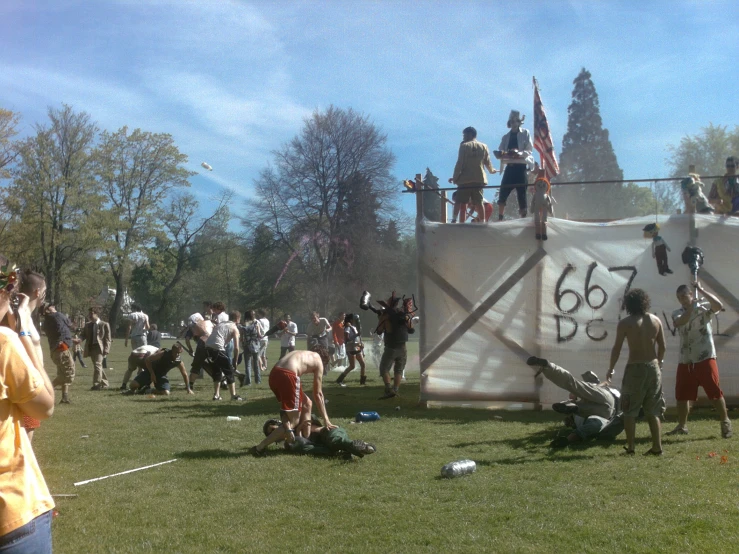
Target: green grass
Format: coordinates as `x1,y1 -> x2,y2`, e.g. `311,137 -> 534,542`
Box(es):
34,339 -> 739,553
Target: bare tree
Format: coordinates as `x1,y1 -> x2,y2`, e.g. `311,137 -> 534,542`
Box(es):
96,126 -> 193,332
153,191 -> 232,321
253,106 -> 396,312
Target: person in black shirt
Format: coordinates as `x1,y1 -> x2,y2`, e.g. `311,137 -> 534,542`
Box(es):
125,342 -> 192,396
147,324 -> 162,348
362,292 -> 416,399
42,304 -> 76,404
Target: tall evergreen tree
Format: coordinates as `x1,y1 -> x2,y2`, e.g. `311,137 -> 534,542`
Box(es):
421,168 -> 442,222
557,69 -> 624,219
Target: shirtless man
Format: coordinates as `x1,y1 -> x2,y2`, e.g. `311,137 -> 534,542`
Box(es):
250,350 -> 336,456
185,310 -> 215,389
606,288 -> 666,456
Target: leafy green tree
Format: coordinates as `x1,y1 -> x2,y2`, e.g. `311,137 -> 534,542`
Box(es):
667,124 -> 739,177
96,126 -> 193,333
7,105 -> 101,303
557,69 -> 624,219
666,124 -> 739,210
0,108 -> 20,179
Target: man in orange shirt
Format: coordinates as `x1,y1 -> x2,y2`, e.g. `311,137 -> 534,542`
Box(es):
331,311 -> 346,368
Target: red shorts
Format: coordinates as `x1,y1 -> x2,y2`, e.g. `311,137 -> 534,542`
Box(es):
22,416 -> 41,430
675,358 -> 723,401
269,366 -> 306,412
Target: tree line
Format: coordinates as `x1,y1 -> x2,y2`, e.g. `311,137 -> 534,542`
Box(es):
2,70 -> 735,331
0,105 -> 416,334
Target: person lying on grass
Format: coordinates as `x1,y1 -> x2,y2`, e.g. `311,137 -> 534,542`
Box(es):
249,350 -> 335,457
526,357 -> 624,448
261,417 -> 376,459
124,342 -> 193,396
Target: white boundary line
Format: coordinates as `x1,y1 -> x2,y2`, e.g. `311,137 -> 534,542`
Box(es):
74,459 -> 178,486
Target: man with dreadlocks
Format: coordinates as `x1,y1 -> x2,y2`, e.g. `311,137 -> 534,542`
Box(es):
360,291 -> 417,399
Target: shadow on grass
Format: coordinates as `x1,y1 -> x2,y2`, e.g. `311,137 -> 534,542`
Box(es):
175,448 -> 251,460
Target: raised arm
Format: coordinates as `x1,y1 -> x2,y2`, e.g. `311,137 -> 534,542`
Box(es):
4,293 -> 55,420
696,282 -> 723,313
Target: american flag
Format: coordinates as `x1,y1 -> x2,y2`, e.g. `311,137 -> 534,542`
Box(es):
533,77 -> 560,181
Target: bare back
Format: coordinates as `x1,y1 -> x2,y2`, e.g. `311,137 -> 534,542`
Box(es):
275,350 -> 323,379
620,313 -> 663,363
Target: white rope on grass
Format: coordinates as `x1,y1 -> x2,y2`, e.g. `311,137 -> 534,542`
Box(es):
74,459 -> 178,487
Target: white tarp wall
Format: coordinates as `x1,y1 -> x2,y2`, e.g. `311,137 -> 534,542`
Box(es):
418,214 -> 739,408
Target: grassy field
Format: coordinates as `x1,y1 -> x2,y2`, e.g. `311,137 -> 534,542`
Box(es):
34,339 -> 738,553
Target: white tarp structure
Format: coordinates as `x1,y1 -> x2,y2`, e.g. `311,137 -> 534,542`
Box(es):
417,214 -> 739,408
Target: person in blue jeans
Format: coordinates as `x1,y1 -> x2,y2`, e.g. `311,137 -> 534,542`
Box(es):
239,310 -> 263,386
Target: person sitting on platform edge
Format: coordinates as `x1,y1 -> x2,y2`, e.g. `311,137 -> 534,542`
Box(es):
526,357 -> 623,447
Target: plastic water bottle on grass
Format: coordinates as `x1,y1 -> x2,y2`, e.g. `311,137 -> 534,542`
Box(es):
226,416 -> 241,422
355,411 -> 380,422
441,459 -> 476,478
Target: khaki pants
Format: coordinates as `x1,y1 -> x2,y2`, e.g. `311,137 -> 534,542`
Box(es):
51,348 -> 76,385
89,347 -> 109,387
541,362 -> 615,420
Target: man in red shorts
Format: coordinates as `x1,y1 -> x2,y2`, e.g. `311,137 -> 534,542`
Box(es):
250,350 -> 336,456
667,282 -> 732,438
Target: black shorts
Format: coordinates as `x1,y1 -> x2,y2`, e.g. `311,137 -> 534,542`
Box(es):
207,348 -> 235,384
190,340 -> 212,377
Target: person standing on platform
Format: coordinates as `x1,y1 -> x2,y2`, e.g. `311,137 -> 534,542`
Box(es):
449,126 -> 496,224
495,110 -> 534,220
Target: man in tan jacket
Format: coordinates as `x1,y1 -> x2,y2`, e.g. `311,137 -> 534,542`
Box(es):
449,126 -> 496,223
84,306 -> 112,390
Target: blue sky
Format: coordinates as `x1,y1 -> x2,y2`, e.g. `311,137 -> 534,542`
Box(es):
1,0 -> 737,221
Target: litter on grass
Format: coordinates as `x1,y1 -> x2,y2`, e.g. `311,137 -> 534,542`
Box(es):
74,459 -> 178,486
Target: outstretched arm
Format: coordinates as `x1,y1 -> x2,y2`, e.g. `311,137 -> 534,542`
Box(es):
177,362 -> 193,393
312,370 -> 335,429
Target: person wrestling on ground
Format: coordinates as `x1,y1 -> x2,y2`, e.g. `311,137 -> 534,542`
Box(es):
526,357 -> 623,448
262,417 -> 376,459
120,344 -> 160,390
250,350 -> 336,456
124,342 -> 192,396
